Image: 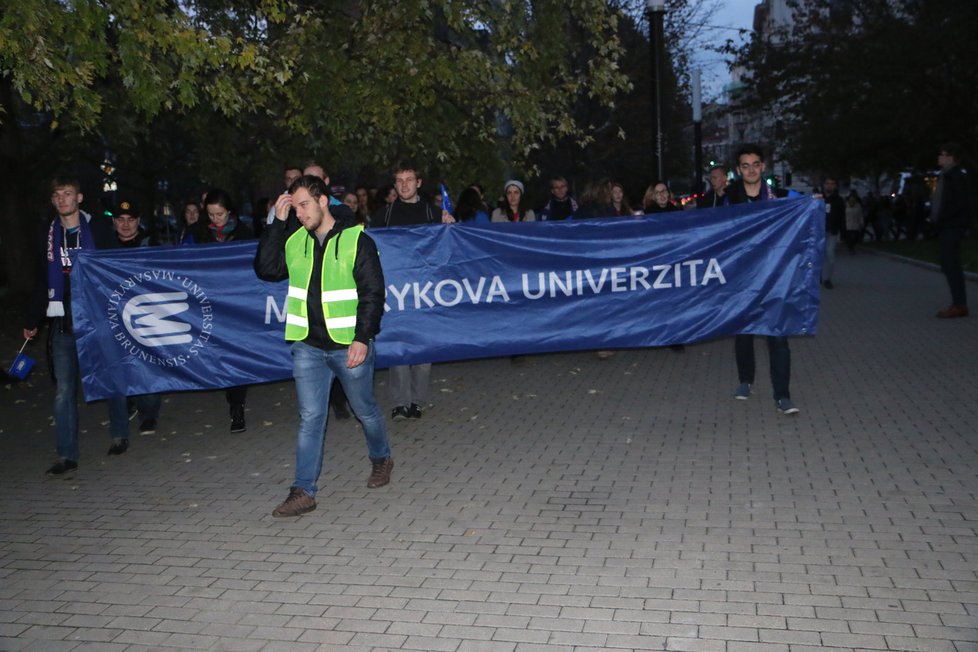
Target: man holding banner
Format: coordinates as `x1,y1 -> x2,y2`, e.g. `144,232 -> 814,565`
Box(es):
726,144 -> 800,415
25,176 -> 132,475
256,174 -> 392,518
376,161 -> 454,421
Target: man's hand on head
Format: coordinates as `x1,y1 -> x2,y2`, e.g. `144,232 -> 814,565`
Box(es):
274,193 -> 293,221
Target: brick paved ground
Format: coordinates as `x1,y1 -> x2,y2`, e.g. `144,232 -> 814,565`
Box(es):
1,252 -> 976,652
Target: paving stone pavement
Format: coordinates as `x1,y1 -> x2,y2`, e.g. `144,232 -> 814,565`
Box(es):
1,251 -> 976,652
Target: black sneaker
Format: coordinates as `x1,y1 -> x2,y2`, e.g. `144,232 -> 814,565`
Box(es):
408,403 -> 423,419
823,279 -> 834,289
46,459 -> 78,475
391,405 -> 410,421
138,418 -> 157,435
107,439 -> 129,456
230,405 -> 246,433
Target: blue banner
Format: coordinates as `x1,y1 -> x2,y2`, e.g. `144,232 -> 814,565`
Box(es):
72,197 -> 823,400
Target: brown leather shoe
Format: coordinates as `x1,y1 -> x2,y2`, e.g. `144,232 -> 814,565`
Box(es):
272,487 -> 316,517
367,457 -> 394,488
936,305 -> 969,318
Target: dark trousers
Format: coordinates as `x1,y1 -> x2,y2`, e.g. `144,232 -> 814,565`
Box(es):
939,227 -> 967,307
226,386 -> 248,408
735,335 -> 791,401
330,378 -> 349,413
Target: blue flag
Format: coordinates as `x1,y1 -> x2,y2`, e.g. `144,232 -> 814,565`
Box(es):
440,183 -> 453,216
71,198 -> 824,400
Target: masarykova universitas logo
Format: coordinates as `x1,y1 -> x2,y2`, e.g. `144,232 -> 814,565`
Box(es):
107,270 -> 213,368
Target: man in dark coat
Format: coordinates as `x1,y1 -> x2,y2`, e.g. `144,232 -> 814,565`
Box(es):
931,143 -> 973,318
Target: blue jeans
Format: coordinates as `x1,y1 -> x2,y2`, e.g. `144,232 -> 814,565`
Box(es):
51,328 -> 129,462
735,335 -> 791,401
290,341 -> 390,496
822,233 -> 838,282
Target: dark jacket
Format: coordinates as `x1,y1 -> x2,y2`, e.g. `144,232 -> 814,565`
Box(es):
824,192 -> 846,235
539,195 -> 578,221
645,203 -> 682,214
375,198 -> 437,227
934,164 -> 973,229
25,211 -> 118,332
724,179 -> 784,205
575,202 -> 615,219
254,206 -> 385,348
697,189 -> 727,209
116,232 -> 158,248
192,218 -> 254,244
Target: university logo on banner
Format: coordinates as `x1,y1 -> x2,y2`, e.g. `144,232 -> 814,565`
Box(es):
107,271 -> 213,368
72,241 -> 293,398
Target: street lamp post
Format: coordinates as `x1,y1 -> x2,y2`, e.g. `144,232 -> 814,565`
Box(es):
692,68 -> 703,195
647,0 -> 666,182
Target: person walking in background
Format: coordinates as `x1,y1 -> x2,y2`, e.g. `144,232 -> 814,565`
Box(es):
640,179 -> 685,352
374,160 -> 453,420
111,199 -> 164,435
697,165 -> 729,209
609,181 -> 635,216
24,176 -> 131,474
575,179 -> 614,219
539,176 -> 577,220
355,185 -> 372,217
872,195 -> 893,242
178,199 -> 202,244
466,183 -> 492,218
844,191 -> 864,254
643,181 -> 681,213
342,190 -> 369,226
453,187 -> 490,223
196,189 -> 253,244
491,180 -> 536,222
930,142 -> 973,318
820,176 -> 845,289
370,184 -> 397,218
197,189 -> 254,431
376,161 -> 454,228
256,174 -> 393,517
112,198 -> 156,248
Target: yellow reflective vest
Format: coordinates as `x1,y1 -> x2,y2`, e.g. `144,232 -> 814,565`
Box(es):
284,225 -> 363,345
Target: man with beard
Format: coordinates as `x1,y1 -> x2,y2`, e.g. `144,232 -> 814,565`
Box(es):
255,174 -> 393,517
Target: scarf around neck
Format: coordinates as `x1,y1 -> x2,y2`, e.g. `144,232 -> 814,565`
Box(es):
46,211 -> 95,317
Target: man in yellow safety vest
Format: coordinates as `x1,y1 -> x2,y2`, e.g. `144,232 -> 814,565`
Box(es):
256,174 -> 392,517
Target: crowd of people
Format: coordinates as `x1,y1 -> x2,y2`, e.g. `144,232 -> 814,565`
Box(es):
144,167 -> 730,247
24,142 -> 970,516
